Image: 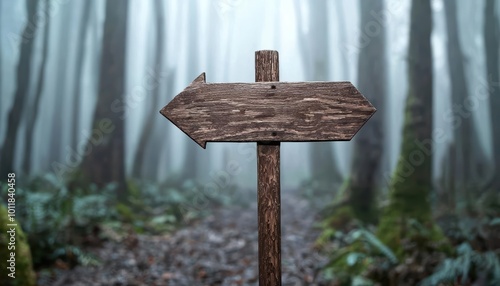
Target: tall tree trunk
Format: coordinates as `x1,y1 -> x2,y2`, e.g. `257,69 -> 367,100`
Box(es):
181,0 -> 202,180
80,0 -> 128,199
437,143 -> 456,212
0,0 -> 40,175
341,0 -> 386,223
377,0 -> 441,255
484,0 -> 500,190
145,68 -> 175,181
133,0 -> 166,179
444,0 -> 490,210
70,1 -> 92,151
295,0 -> 342,189
22,0 -> 51,175
48,7 -> 71,164
0,2 -> 2,97
334,0 -> 350,79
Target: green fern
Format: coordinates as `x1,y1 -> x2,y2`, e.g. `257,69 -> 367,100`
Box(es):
1,173 -> 240,268
420,242 -> 500,286
322,228 -> 397,285
52,246 -> 100,267
347,229 -> 398,264
1,174 -> 115,267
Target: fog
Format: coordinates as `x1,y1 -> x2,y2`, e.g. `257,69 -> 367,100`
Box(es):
0,0 -> 498,189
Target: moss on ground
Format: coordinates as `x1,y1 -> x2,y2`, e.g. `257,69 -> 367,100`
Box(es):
0,204 -> 36,286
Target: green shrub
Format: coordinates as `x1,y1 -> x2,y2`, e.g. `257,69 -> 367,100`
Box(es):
0,172 -> 240,270
1,174 -> 114,268
321,228 -> 397,285
321,224 -> 451,286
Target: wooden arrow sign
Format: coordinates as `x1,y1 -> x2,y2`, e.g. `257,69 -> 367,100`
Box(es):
160,73 -> 376,148
160,50 -> 376,286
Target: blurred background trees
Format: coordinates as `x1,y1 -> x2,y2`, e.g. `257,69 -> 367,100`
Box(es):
1,0 -> 499,284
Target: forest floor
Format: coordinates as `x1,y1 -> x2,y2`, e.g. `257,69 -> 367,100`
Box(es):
37,189 -> 331,286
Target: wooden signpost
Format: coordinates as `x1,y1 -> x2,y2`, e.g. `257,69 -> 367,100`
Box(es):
160,50 -> 376,286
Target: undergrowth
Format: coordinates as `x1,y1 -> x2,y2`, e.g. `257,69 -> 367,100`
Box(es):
1,174 -> 112,268
0,172 -> 238,270
421,242 -> 500,286
318,204 -> 500,285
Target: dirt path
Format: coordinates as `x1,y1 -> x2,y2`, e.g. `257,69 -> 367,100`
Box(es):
40,190 -> 329,286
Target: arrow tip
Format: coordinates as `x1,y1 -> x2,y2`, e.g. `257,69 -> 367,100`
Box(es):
190,72 -> 206,86
195,140 -> 207,149
159,72 -> 208,150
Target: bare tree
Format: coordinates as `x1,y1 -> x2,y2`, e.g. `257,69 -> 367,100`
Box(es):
338,0 -> 386,224
80,0 -> 129,199
377,0 -> 442,253
70,1 -> 93,151
334,0 -> 350,79
22,0 -> 51,174
0,2 -> 2,96
36,3 -> 82,173
48,5 -> 72,164
295,0 -> 342,189
443,0 -> 491,210
484,0 -> 500,190
133,0 -> 166,179
181,0 -> 204,180
0,0 -> 40,175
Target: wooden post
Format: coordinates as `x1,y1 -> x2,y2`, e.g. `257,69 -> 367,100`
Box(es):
160,49 -> 376,286
255,50 -> 281,286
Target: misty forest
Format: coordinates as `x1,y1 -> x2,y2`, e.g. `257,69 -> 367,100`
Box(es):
1,0 -> 500,285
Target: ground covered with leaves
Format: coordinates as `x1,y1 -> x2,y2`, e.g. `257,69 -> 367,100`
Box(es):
37,189 -> 331,286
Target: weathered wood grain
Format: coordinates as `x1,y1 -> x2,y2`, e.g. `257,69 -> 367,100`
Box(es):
160,73 -> 376,148
256,50 -> 281,286
258,142 -> 281,286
